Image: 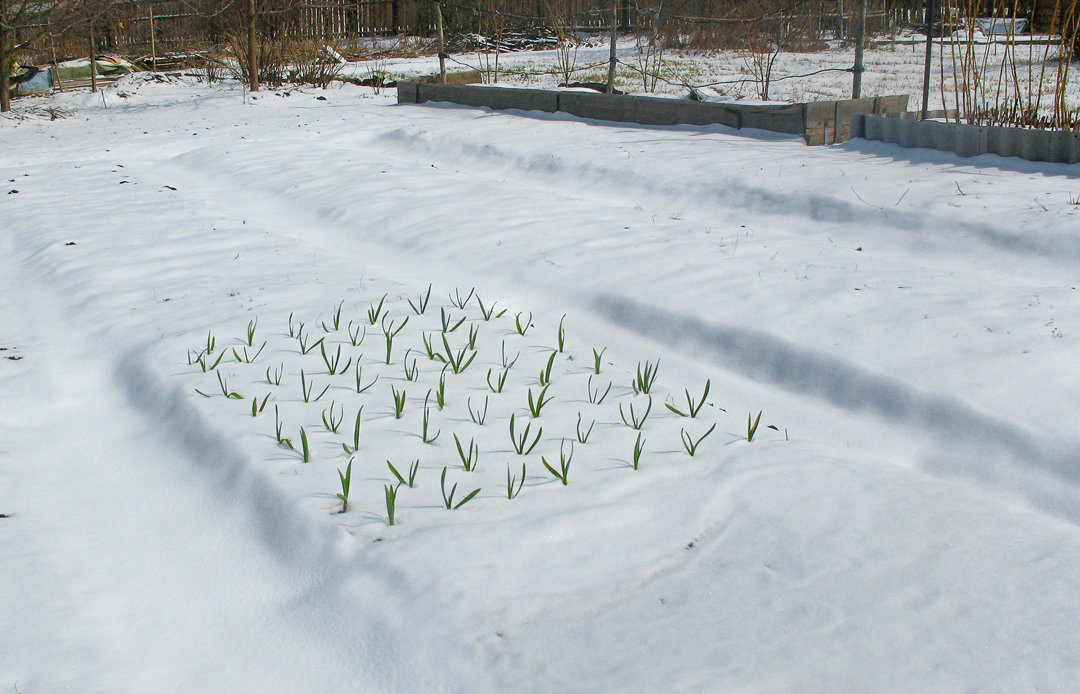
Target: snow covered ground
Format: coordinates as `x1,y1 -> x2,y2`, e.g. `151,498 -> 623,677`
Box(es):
3,62 -> 1080,692
347,32 -> 1080,111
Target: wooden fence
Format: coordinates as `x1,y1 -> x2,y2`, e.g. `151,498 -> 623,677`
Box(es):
92,0 -> 900,53
104,0 -> 414,50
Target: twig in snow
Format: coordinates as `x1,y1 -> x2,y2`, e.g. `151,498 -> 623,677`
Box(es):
850,187 -> 881,210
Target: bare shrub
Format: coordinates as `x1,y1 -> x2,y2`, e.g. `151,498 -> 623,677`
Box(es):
288,40 -> 346,87
741,4 -> 813,101
545,0 -> 581,84
227,30 -> 289,88
202,52 -> 230,84
633,3 -> 668,92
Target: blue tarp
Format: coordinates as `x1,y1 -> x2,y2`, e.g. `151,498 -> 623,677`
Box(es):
16,68 -> 53,93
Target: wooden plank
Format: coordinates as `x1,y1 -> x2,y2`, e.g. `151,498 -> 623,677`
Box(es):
55,74 -> 124,91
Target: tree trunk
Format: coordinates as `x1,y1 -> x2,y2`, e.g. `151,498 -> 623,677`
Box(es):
0,65 -> 10,114
0,0 -> 9,112
0,29 -> 10,112
248,0 -> 259,91
89,24 -> 98,94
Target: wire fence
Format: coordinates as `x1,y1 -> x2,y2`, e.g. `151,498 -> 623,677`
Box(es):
442,48 -> 855,94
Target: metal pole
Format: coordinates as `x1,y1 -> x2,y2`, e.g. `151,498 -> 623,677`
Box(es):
921,0 -> 936,119
606,0 -> 617,93
852,0 -> 865,98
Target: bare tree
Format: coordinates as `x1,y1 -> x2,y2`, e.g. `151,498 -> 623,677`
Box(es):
1,0 -> 107,112
228,0 -> 305,91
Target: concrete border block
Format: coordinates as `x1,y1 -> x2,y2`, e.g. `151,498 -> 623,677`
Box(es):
857,113 -> 1080,164
416,83 -> 560,112
669,100 -> 742,128
396,81 -> 420,104
851,113 -> 866,139
988,126 -> 1080,164
730,103 -> 805,134
395,82 -> 919,145
557,91 -> 630,123
928,120 -> 985,157
1049,130 -> 1080,164
897,117 -> 922,149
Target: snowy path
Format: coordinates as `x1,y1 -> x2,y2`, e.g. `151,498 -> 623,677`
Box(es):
4,77 -> 1080,691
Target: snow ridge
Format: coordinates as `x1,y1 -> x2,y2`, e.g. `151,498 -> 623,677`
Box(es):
595,293 -> 1080,523
380,116 -> 1080,263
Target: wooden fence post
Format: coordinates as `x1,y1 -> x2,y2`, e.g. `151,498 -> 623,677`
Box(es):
852,0 -> 865,98
149,3 -> 157,72
435,0 -> 446,83
606,0 -> 617,93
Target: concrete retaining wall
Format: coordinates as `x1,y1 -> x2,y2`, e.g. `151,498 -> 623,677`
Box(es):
398,81 -> 906,141
398,81 -> 560,112
555,90 -> 805,133
853,113 -> 1080,164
